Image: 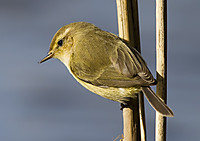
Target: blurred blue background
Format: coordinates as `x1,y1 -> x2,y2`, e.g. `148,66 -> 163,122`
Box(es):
0,0 -> 199,141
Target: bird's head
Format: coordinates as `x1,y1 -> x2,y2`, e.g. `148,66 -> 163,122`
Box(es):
39,22 -> 95,65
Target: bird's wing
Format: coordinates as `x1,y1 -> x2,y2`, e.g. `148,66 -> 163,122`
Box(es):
70,31 -> 156,88
95,44 -> 156,87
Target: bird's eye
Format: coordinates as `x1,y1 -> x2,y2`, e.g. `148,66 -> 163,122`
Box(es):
57,39 -> 63,46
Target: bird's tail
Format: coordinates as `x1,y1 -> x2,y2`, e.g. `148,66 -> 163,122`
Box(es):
142,87 -> 174,117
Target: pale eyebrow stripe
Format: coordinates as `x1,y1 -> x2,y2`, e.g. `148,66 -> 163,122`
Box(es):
62,27 -> 71,36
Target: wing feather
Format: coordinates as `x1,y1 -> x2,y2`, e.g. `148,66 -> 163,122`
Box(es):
70,29 -> 156,88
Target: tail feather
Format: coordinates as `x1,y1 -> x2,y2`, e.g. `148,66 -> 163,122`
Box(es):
142,87 -> 174,117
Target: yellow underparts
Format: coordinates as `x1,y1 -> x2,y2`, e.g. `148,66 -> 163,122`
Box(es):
76,77 -> 141,103
59,56 -> 141,103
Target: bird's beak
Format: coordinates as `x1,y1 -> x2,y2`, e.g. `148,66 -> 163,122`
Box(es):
39,51 -> 54,64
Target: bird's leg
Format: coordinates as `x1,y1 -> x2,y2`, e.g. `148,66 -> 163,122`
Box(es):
120,97 -> 135,110
120,103 -> 129,110
120,97 -> 137,110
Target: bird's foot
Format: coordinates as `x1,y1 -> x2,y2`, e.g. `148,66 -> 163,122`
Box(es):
120,103 -> 129,110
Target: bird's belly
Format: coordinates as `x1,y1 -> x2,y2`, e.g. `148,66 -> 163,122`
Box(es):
65,63 -> 141,102
76,78 -> 141,103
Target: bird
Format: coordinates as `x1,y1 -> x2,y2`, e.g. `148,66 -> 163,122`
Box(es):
39,22 -> 173,117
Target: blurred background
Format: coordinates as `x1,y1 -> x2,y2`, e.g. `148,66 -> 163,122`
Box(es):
0,0 -> 199,141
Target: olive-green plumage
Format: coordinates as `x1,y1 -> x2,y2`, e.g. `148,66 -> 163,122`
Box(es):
40,22 -> 173,117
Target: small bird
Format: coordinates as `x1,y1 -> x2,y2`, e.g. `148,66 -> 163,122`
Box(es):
40,22 -> 173,117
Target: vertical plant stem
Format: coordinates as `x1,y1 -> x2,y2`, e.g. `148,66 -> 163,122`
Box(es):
138,92 -> 146,141
116,0 -> 145,140
131,1 -> 146,140
155,0 -> 167,141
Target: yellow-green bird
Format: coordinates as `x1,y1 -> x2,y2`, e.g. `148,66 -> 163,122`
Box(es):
40,22 -> 173,117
